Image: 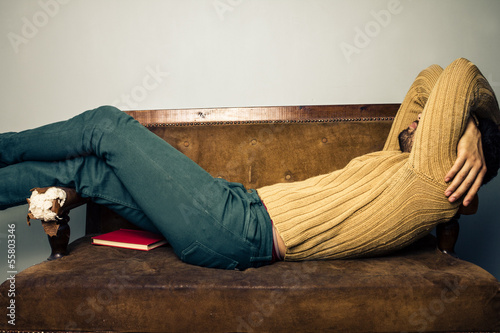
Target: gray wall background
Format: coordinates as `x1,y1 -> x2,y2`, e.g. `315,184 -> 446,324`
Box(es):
0,0 -> 499,281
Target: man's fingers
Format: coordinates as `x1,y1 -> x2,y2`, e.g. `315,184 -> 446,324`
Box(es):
464,166 -> 487,205
446,164 -> 486,204
445,117 -> 486,206
447,172 -> 474,203
463,180 -> 481,206
445,157 -> 466,183
445,163 -> 470,197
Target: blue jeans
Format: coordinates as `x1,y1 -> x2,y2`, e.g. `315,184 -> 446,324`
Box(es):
0,106 -> 274,270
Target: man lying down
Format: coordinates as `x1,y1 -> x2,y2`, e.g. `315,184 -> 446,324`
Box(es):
3,58 -> 500,269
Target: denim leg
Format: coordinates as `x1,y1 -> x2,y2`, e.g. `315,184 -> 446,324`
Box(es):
0,106 -> 271,269
0,156 -> 159,234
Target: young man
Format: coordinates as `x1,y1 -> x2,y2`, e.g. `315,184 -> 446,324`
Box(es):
255,58 -> 500,261
1,58 -> 499,269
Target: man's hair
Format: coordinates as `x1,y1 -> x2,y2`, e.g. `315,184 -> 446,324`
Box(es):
398,127 -> 414,153
478,117 -> 500,185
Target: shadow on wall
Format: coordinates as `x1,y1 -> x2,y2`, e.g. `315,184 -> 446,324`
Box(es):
455,175 -> 500,280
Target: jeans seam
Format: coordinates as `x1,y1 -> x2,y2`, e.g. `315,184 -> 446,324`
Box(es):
190,189 -> 259,252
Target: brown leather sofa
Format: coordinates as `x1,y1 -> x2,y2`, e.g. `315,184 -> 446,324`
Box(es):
1,104 -> 499,332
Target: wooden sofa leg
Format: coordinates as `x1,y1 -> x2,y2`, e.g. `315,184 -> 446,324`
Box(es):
47,220 -> 70,261
436,213 -> 460,257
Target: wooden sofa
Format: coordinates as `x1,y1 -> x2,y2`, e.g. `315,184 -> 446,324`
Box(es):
1,104 -> 499,332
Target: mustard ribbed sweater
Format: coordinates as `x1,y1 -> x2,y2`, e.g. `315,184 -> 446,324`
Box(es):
257,58 -> 500,261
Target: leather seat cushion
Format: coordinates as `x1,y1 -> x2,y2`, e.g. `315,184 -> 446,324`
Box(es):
1,235 -> 498,332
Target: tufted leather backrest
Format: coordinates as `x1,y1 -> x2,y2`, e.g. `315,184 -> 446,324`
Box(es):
86,104 -> 399,233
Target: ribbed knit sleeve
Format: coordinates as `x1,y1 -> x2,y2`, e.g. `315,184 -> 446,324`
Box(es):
257,58 -> 500,262
383,64 -> 443,151
258,151 -> 457,261
410,58 -> 500,182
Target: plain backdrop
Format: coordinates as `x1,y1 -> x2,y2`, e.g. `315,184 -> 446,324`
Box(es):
0,0 -> 499,281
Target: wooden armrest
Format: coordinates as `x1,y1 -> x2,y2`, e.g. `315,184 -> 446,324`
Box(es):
27,187 -> 88,260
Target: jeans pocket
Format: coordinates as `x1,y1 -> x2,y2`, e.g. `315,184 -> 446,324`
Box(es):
181,241 -> 239,270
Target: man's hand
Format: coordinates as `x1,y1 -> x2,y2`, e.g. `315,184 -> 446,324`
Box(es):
444,117 -> 486,206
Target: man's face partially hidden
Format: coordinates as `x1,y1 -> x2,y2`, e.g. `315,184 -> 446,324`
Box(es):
398,113 -> 422,153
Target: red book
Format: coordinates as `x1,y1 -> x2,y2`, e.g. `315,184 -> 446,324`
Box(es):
92,229 -> 167,251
